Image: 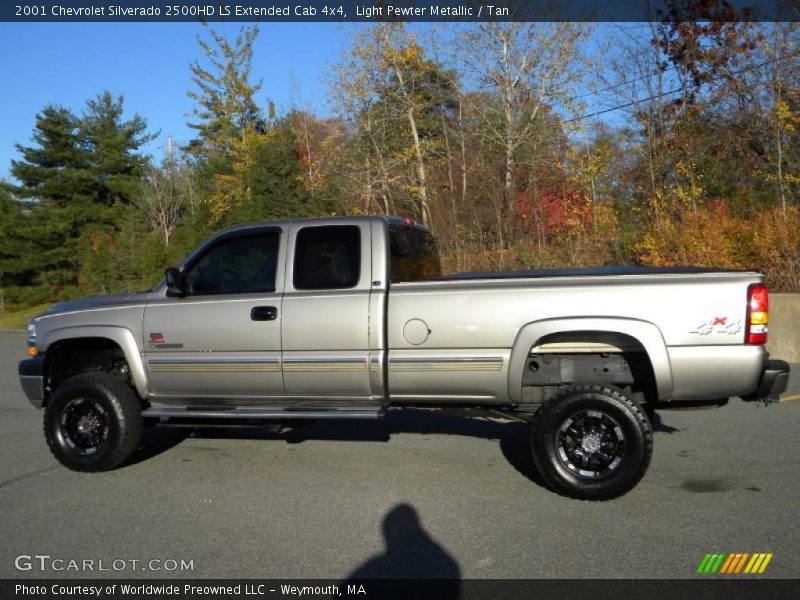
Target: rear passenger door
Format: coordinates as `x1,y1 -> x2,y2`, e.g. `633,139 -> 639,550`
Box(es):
281,222 -> 376,401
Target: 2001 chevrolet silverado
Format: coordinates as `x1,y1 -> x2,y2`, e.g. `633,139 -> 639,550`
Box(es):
18,216 -> 790,499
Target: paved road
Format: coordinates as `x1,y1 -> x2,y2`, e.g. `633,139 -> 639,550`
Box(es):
1,330 -> 798,579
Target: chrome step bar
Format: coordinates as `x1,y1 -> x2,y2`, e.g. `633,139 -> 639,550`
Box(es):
142,405 -> 384,420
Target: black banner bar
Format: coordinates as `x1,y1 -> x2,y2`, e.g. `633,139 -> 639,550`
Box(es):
3,1 -> 800,23
3,579 -> 800,600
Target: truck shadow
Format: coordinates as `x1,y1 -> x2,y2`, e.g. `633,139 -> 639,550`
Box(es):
127,427 -> 189,466
134,408 -> 679,488
139,409 -> 548,489
650,411 -> 680,433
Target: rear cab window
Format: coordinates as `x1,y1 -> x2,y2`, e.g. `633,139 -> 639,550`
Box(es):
388,224 -> 441,283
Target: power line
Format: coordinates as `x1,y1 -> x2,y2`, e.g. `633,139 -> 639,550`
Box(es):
565,87 -> 683,123
565,49 -> 800,124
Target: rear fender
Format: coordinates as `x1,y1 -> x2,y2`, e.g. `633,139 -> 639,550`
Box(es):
508,318 -> 672,403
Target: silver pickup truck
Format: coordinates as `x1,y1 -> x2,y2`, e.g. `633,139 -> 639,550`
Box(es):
18,215 -> 790,499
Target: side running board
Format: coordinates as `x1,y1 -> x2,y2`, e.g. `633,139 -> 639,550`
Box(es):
142,405 -> 384,420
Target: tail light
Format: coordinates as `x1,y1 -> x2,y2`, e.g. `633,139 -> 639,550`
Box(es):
745,283 -> 768,345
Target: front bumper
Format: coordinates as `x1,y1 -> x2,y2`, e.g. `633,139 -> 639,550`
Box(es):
19,355 -> 45,408
742,359 -> 790,403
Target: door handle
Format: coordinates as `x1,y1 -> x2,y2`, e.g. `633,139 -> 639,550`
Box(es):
251,306 -> 278,321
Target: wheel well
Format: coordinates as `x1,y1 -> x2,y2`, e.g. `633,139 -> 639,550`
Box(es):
520,331 -> 658,407
44,338 -> 130,403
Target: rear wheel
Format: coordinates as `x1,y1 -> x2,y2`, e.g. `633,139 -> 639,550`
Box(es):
531,385 -> 652,500
44,372 -> 143,472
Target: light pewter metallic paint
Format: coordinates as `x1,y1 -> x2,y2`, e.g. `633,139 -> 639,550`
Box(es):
23,216 -> 768,410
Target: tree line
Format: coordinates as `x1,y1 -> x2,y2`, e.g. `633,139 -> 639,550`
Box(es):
2,17 -> 800,312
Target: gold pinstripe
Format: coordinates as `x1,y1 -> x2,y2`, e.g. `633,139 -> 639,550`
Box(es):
283,363 -> 367,372
148,364 -> 281,373
390,360 -> 503,372
149,357 -> 504,373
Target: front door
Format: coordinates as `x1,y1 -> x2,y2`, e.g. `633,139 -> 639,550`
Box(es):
142,226 -> 286,402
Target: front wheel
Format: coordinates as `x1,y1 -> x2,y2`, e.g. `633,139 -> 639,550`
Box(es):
531,385 -> 653,500
44,372 -> 143,472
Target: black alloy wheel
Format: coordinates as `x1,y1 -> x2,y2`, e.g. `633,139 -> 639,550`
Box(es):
531,385 -> 653,500
44,372 -> 143,472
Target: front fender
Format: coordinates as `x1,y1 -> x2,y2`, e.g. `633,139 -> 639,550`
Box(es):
40,325 -> 148,400
507,317 -> 673,403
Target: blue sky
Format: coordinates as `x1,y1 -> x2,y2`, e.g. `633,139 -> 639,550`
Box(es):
0,22 -> 352,179
0,22 -> 627,181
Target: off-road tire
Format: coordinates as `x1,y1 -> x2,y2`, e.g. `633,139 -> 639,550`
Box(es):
531,385 -> 653,500
44,372 -> 143,472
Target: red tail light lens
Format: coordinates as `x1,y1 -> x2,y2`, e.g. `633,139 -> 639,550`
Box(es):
745,283 -> 768,345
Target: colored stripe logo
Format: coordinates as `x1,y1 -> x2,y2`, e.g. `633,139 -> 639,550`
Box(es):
696,552 -> 773,574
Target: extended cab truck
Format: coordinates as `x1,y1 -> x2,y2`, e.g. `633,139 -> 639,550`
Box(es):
18,216 -> 790,500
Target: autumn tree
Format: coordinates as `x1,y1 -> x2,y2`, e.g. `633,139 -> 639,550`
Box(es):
186,25 -> 264,157
760,23 -> 800,215
446,23 -> 587,247
225,118 -> 313,224
137,147 -> 193,247
186,25 -> 274,222
331,24 -> 457,229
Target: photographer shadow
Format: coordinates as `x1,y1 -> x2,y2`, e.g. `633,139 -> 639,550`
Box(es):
345,504 -> 460,596
345,504 -> 461,600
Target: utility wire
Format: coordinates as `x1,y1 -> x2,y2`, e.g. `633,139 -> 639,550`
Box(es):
565,87 -> 683,122
565,49 -> 800,124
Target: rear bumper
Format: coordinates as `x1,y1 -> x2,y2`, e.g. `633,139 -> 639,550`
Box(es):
742,359 -> 790,403
18,355 -> 45,408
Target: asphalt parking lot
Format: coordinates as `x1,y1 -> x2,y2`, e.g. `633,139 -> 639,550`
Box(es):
1,330 -> 799,580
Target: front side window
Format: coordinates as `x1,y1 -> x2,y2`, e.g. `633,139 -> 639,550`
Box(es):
184,232 -> 280,295
293,225 -> 361,290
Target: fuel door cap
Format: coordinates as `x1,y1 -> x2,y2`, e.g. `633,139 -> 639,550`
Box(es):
403,319 -> 431,345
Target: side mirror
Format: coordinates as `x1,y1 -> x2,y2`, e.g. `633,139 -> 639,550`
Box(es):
164,267 -> 186,297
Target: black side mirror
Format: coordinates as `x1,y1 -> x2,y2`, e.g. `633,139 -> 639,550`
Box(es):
165,267 -> 186,297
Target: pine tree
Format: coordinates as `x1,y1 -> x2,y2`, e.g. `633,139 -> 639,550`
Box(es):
11,106 -> 93,296
0,184 -> 45,310
12,106 -> 92,208
82,91 -> 155,207
11,96 -> 154,298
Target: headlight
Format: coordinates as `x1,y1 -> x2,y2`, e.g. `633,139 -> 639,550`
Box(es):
27,322 -> 36,347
